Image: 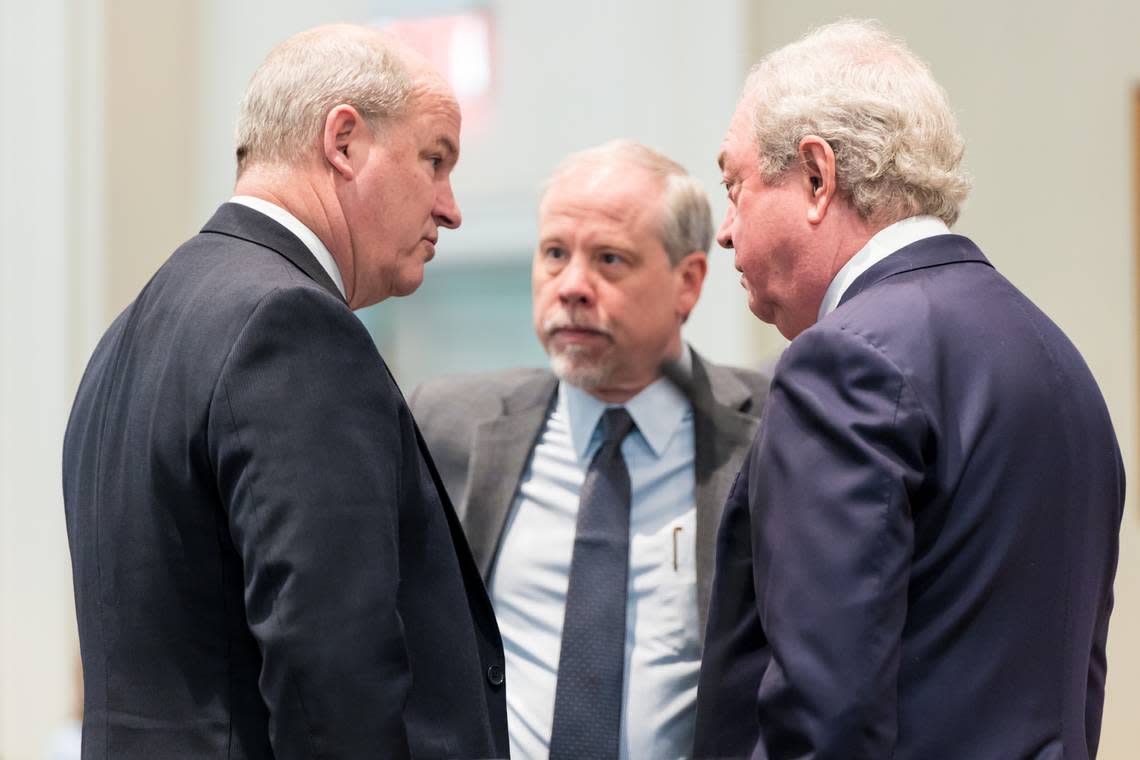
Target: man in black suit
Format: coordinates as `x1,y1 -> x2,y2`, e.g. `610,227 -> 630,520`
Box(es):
695,19 -> 1125,759
62,25 -> 507,759
412,141 -> 768,760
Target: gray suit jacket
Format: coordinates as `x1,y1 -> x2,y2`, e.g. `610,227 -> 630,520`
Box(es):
410,351 -> 769,635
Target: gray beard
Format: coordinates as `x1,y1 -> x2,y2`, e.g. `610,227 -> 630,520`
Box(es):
548,345 -> 615,392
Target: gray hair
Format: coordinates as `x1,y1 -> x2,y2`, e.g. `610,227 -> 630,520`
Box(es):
743,19 -> 970,226
235,25 -> 416,173
543,139 -> 713,266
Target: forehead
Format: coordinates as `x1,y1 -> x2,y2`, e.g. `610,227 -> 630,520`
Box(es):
718,97 -> 758,172
540,164 -> 664,232
399,84 -> 461,143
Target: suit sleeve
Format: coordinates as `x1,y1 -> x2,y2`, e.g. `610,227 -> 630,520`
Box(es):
748,324 -> 926,759
207,286 -> 411,759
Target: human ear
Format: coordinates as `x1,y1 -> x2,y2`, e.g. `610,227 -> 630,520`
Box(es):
322,104 -> 364,180
674,251 -> 708,321
798,136 -> 836,224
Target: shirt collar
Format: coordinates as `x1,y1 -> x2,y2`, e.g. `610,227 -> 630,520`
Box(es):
817,215 -> 950,320
560,345 -> 692,461
229,195 -> 347,299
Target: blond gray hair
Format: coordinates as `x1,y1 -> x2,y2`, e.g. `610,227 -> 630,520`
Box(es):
235,25 -> 416,173
543,139 -> 713,266
744,19 -> 970,226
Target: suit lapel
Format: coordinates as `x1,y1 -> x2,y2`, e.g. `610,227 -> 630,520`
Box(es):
690,353 -> 763,637
464,374 -> 558,578
200,202 -> 346,304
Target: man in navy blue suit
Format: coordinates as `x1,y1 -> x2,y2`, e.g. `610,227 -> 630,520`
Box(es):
695,19 -> 1124,759
62,25 -> 507,759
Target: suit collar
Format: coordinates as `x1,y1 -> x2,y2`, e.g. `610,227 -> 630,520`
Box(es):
201,202 -> 347,304
464,373 -> 558,576
839,233 -> 991,309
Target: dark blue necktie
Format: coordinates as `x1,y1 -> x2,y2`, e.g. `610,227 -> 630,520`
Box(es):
549,407 -> 635,760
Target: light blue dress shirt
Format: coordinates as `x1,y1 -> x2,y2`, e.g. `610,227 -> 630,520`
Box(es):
489,349 -> 701,760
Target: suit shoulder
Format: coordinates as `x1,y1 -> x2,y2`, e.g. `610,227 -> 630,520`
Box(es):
411,367 -> 551,413
699,357 -> 772,416
176,230 -> 336,305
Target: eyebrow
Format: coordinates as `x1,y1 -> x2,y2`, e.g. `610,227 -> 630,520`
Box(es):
433,136 -> 458,161
717,151 -> 727,172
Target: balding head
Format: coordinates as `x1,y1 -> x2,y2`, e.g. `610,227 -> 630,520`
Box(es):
542,140 -> 713,267
235,24 -> 443,174
232,24 -> 463,310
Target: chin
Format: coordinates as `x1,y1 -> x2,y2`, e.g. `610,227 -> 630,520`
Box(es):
549,351 -> 613,391
392,271 -> 426,298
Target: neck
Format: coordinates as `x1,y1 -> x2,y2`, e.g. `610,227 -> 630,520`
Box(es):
234,162 -> 355,302
823,210 -> 890,285
581,339 -> 684,405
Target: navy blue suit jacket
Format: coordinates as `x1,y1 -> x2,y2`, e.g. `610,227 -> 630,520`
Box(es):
62,203 -> 509,759
694,235 -> 1124,759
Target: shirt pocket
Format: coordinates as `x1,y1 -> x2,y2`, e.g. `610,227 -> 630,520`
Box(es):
636,520 -> 701,657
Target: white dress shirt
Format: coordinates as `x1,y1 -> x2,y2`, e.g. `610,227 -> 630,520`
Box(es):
229,195 -> 346,299
817,215 -> 951,320
490,348 -> 701,760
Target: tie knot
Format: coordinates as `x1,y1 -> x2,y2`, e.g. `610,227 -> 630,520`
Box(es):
600,407 -> 634,447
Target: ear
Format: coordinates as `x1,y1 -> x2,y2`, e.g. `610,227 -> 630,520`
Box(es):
798,135 -> 837,225
322,104 -> 366,180
674,251 -> 708,321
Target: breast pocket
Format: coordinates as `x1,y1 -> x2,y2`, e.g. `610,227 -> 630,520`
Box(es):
633,519 -> 701,657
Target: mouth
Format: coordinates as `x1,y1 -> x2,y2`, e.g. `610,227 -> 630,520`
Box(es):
552,326 -> 606,339
422,236 -> 437,260
548,324 -> 613,347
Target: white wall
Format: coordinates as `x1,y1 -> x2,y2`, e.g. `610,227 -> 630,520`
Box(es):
748,3 -> 1139,756
0,0 -> 104,756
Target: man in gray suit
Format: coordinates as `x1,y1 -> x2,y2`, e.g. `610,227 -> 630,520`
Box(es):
412,140 -> 768,760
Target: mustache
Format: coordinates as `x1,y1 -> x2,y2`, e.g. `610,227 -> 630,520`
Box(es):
542,311 -> 613,339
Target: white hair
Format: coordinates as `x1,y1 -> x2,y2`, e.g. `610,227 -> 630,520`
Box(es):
743,19 -> 970,226
234,25 -> 416,173
542,139 -> 713,265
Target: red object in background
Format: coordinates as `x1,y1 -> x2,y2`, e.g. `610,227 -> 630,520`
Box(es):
380,10 -> 496,134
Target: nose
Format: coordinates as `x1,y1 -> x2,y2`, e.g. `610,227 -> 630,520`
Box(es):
434,180 -> 462,229
556,256 -> 595,307
716,204 -> 735,249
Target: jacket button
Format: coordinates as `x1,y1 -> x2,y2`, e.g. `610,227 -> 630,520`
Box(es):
487,664 -> 505,686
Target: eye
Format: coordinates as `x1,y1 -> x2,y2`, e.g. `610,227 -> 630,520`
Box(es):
544,246 -> 566,260
599,251 -> 624,266
429,155 -> 443,171
721,178 -> 737,202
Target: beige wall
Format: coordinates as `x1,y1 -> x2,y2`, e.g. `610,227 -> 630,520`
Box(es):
105,0 -> 199,319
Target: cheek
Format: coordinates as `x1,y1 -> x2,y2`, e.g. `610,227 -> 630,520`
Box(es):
531,277 -> 556,320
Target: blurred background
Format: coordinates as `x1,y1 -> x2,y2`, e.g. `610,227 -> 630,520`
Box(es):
2,0 -> 1139,756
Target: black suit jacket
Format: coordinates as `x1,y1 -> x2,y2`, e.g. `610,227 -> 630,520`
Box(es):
62,203 -> 509,759
409,355 -> 768,638
695,235 -> 1125,759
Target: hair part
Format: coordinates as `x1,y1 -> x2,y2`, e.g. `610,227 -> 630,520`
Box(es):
542,139 -> 713,266
234,25 -> 417,175
743,18 -> 970,226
